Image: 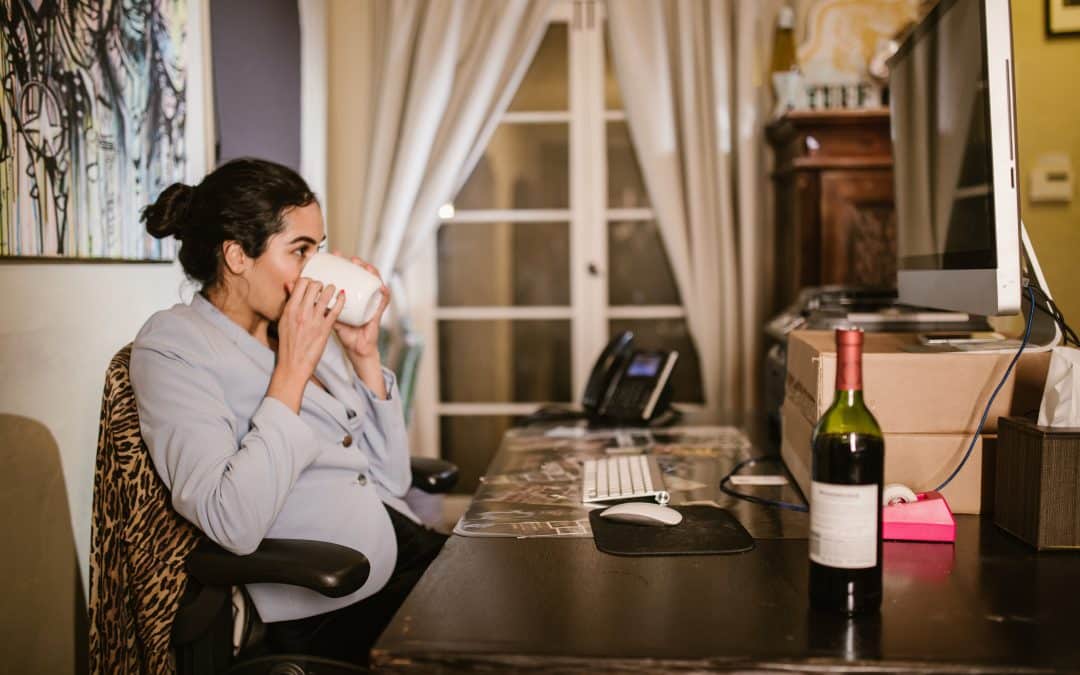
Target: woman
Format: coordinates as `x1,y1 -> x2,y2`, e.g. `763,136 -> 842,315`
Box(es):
130,158 -> 445,663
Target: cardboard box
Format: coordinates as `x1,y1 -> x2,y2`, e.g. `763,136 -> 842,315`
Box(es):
781,402 -> 991,514
785,331 -> 1050,435
780,330 -> 1045,515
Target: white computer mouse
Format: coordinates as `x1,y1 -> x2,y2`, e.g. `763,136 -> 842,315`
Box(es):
599,502 -> 683,527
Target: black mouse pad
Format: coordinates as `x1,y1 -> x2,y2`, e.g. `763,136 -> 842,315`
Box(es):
589,505 -> 755,556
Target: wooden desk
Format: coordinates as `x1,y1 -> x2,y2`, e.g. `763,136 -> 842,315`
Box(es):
374,428 -> 1080,673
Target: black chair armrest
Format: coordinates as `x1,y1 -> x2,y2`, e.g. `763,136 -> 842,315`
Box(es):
410,456 -> 458,493
186,538 -> 370,599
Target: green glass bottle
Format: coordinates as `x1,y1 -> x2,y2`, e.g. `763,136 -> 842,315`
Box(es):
809,328 -> 884,614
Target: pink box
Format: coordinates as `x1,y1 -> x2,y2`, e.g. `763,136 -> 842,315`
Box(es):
882,491 -> 956,543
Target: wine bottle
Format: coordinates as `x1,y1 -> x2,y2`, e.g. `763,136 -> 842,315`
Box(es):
809,328 -> 884,614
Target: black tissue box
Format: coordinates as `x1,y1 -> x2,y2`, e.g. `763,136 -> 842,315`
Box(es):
994,416 -> 1080,550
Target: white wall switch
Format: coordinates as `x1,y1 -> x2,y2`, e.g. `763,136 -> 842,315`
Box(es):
1029,153 -> 1074,203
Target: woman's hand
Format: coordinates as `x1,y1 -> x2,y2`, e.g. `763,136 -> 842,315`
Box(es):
332,254 -> 391,399
267,277 -> 346,413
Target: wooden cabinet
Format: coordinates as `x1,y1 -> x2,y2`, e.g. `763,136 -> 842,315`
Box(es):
767,110 -> 896,310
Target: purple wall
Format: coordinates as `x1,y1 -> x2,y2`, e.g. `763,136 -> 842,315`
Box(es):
210,0 -> 302,172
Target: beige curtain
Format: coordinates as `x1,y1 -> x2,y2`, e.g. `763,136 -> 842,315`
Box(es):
608,0 -> 779,416
343,0 -> 554,275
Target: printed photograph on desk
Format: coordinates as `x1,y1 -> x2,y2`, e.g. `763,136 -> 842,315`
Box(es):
471,482 -> 584,507
484,446 -> 606,479
479,456 -> 583,485
500,433 -> 614,453
453,505 -> 591,538
646,452 -> 716,497
653,444 -> 738,458
649,426 -> 753,450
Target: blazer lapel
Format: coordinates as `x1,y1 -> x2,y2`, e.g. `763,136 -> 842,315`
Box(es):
315,357 -> 363,422
190,294 -> 353,430
302,372 -> 353,431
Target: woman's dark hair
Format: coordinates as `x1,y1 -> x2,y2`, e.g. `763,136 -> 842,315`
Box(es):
142,158 -> 317,289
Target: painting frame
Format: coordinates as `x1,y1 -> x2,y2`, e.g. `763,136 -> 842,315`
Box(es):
1047,0 -> 1080,37
0,0 -> 192,262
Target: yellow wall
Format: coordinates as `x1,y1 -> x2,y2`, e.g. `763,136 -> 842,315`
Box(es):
1012,2 -> 1080,328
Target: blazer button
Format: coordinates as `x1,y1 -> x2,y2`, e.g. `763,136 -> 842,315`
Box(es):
342,434 -> 353,447
357,473 -> 367,486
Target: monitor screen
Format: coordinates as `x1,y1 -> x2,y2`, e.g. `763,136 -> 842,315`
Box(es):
892,0 -> 994,271
889,0 -> 1021,316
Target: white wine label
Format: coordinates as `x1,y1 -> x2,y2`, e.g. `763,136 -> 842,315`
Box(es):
810,481 -> 878,569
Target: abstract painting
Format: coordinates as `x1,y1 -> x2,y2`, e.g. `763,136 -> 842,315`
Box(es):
1,0 -> 187,260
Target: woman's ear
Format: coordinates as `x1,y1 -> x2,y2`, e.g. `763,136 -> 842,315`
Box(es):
221,240 -> 249,276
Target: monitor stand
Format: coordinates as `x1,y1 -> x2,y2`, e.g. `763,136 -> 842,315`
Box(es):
906,221 -> 1062,354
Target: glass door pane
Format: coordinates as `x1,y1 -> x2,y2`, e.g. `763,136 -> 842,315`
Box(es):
508,23 -> 568,112
438,222 -> 570,306
439,319 -> 573,403
454,123 -> 570,210
607,220 -> 680,305
607,121 -> 648,208
604,37 -> 622,110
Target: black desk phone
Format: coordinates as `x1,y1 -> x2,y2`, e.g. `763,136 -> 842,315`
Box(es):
582,331 -> 679,426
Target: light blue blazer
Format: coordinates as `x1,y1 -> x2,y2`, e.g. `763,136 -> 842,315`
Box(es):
130,293 -> 414,622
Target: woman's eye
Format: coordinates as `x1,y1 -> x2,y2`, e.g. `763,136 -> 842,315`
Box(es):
294,247 -> 308,257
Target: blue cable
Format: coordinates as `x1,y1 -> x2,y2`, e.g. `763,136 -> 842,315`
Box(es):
933,284 -> 1037,493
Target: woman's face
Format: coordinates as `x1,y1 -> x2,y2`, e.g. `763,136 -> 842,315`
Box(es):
246,202 -> 326,322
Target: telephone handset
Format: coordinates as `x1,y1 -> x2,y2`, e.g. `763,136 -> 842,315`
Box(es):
582,331 -> 679,426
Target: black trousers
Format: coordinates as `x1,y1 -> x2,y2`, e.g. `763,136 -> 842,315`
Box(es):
265,505 -> 447,664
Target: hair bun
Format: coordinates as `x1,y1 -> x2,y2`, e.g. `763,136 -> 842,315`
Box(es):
142,183 -> 195,240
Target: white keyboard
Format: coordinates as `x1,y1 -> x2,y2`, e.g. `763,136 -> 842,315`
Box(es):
582,455 -> 669,505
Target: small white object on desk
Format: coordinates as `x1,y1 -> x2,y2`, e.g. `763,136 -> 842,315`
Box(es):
883,483 -> 919,506
600,502 -> 683,527
544,426 -> 587,439
728,475 -> 789,487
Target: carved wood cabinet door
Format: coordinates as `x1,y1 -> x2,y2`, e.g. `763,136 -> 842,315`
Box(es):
767,110 -> 896,312
819,169 -> 896,288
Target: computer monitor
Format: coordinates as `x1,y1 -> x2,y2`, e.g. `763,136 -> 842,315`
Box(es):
889,0 -> 1021,317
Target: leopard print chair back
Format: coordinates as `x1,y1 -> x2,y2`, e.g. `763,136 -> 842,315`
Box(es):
89,344 -> 201,674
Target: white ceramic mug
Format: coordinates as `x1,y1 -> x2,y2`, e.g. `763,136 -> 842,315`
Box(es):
300,252 -> 383,326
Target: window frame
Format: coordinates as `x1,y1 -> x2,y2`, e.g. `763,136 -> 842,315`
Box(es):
405,0 -> 698,465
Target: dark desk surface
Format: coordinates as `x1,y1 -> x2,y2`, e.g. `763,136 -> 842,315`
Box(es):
374,428 -> 1080,673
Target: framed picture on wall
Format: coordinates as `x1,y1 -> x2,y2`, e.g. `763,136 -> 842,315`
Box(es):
0,1 -> 189,261
1047,0 -> 1080,37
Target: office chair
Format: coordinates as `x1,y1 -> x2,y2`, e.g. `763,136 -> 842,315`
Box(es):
89,345 -> 457,675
